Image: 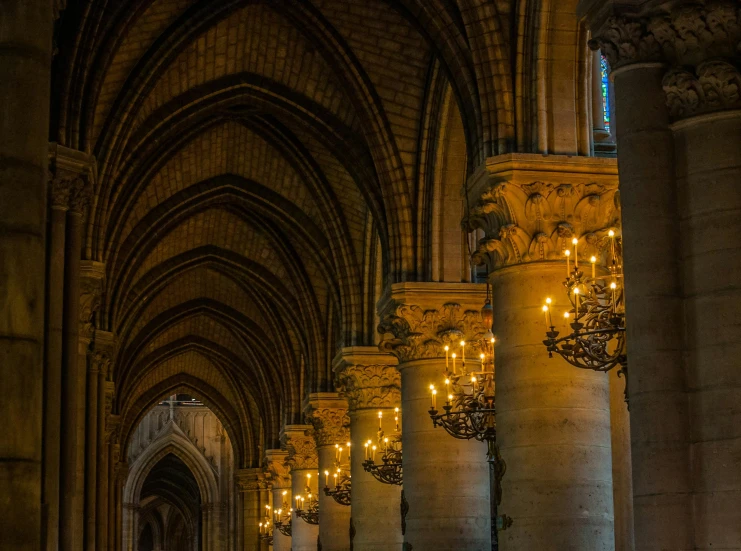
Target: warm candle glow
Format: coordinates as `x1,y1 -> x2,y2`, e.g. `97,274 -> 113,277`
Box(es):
572,237 -> 579,266
565,248 -> 571,275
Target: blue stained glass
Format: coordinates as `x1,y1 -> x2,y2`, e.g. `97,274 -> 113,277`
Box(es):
600,55 -> 611,131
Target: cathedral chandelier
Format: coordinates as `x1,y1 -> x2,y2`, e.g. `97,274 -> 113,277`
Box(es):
258,505 -> 274,545
272,491 -> 293,537
323,442 -> 351,506
541,231 -> 628,400
294,474 -> 320,525
362,408 -> 402,485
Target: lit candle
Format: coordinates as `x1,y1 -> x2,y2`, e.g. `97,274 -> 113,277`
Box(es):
452,353 -> 457,374
384,437 -> 389,454
260,522 -> 263,533
590,256 -> 597,280
346,441 -> 351,462
460,340 -> 466,365
448,394 -> 453,404
490,337 -> 495,365
432,389 -> 437,409
372,445 -> 377,461
324,470 -> 329,487
445,378 -> 450,396
542,305 -> 550,328
333,472 -> 338,488
572,237 -> 579,266
609,229 -> 616,261
565,249 -> 571,276
610,281 -> 617,313
545,297 -> 553,326
378,410 -> 383,428
364,442 -> 369,460
430,384 -> 435,407
394,407 -> 399,431
471,376 -> 477,393
444,345 -> 449,368
574,287 -> 580,318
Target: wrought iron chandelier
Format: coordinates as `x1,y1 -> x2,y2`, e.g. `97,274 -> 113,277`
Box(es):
542,231 -> 628,401
294,474 -> 320,525
323,442 -> 351,506
362,408 -> 402,485
258,505 -> 274,545
427,291 -> 511,530
272,491 -> 293,537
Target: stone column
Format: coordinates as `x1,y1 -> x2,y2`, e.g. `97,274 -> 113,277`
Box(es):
80,261 -> 105,550
305,393 -> 351,551
60,176 -> 94,551
586,4 -> 741,547
42,175 -> 71,551
333,347 -> 402,551
115,462 -> 129,551
0,1 -> 53,545
378,284 -> 492,551
282,425 -> 319,551
95,333 -> 115,551
265,450 -> 292,551
236,468 -> 269,551
465,154 -> 618,550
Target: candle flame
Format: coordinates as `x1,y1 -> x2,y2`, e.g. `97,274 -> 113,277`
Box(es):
608,229 -> 615,237
565,249 -> 571,257
572,238 -> 578,245
590,256 -> 597,263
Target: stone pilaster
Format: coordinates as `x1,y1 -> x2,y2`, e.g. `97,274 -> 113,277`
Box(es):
236,468 -> 268,551
378,283 -> 492,551
305,393 -> 351,551
93,331 -> 115,551
264,450 -> 292,551
281,425 -> 318,551
466,155 -> 618,551
583,3 -> 741,548
333,347 -> 402,551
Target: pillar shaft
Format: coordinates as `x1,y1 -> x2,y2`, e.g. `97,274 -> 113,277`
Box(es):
42,202 -> 67,551
270,486 -> 292,551
85,363 -> 99,550
673,112 -> 741,547
290,468 -> 318,551
0,1 -> 53,546
60,210 -> 83,551
316,445 -> 350,551
264,449 -> 292,551
491,263 -> 614,550
334,347 -> 403,551
236,468 -> 267,551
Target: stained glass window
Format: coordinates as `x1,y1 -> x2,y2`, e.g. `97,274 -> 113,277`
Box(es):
600,55 -> 611,131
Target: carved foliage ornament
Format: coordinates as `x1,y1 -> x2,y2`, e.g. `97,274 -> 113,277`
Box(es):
664,59 -> 741,117
283,431 -> 318,470
335,365 -> 401,411
378,303 -> 488,363
265,457 -> 292,489
306,407 -> 350,447
79,279 -> 103,340
466,181 -> 619,272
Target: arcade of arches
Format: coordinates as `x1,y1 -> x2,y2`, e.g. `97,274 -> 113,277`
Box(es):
1,0 -> 740,550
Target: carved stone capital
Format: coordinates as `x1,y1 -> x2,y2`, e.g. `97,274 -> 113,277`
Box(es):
105,413 -> 121,443
588,1 -> 741,119
235,468 -> 268,492
281,425 -> 318,471
464,154 -> 620,273
48,143 -> 96,215
377,283 -> 489,364
79,261 -> 105,341
304,393 -> 350,447
90,330 -> 116,378
333,348 -> 401,411
264,449 -> 292,489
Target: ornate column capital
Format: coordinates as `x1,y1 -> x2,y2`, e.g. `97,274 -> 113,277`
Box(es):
304,393 -> 350,447
281,425 -> 318,471
333,347 -> 401,411
89,330 -> 115,376
235,468 -> 268,492
464,154 -> 620,274
264,449 -> 292,489
105,413 -> 121,444
377,283 -> 489,364
587,1 -> 741,119
48,143 -> 96,215
79,261 -> 105,342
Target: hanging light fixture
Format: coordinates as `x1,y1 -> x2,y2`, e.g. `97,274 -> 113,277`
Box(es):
324,442 -> 351,506
294,474 -> 320,525
273,491 -> 293,537
362,408 -> 402,485
258,505 -> 274,545
542,230 -> 628,402
427,287 -> 511,530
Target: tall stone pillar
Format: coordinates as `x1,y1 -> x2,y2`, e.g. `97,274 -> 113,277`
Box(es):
42,170 -> 72,551
305,393 -> 351,551
586,3 -> 741,547
265,449 -> 292,551
465,154 -> 619,550
378,284 -> 492,551
282,425 -> 319,551
80,261 -> 105,550
333,347 -> 402,551
236,468 -> 269,551
60,168 -> 95,551
114,462 -> 129,551
94,332 -> 115,551
0,1 -> 53,545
